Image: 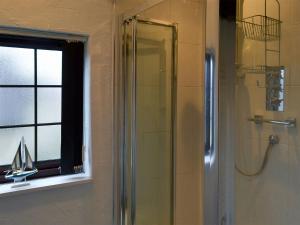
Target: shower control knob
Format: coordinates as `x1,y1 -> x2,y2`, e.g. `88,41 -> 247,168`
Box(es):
269,135 -> 279,145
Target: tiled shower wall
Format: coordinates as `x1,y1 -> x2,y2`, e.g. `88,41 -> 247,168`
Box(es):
176,20 -> 204,225
235,1 -> 300,225
116,1 -> 205,225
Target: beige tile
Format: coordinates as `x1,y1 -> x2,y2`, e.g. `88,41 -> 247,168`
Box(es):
283,33 -> 300,86
285,85 -> 300,114
242,0 -> 265,17
177,43 -> 204,87
140,0 -> 171,21
175,174 -> 202,225
281,0 -> 292,25
176,143 -> 201,174
290,0 -> 300,25
171,0 -> 205,45
236,142 -> 289,225
287,144 -> 300,225
235,174 -> 255,225
235,83 -> 257,119
243,73 -> 265,87
175,85 -> 203,225
116,0 -> 148,14
241,39 -> 265,67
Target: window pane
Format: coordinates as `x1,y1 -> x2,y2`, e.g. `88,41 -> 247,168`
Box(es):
37,49 -> 62,85
0,88 -> 34,126
38,88 -> 61,123
0,46 -> 34,85
0,127 -> 35,166
38,125 -> 61,161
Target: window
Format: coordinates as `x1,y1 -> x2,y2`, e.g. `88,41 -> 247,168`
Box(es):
0,34 -> 84,183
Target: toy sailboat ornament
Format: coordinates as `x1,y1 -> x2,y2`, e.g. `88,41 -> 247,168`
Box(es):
5,137 -> 38,183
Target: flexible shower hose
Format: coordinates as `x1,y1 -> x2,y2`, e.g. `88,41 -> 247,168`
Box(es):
235,135 -> 278,177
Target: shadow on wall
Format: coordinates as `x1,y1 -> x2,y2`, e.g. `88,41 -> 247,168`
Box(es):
177,101 -> 202,225
181,102 -> 202,153
236,79 -> 253,167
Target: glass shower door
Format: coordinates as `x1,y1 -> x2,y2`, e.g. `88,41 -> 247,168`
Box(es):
123,18 -> 176,225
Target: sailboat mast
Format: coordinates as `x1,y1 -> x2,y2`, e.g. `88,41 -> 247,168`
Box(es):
21,136 -> 25,171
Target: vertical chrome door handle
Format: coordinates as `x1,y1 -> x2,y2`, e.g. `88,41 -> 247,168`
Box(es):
204,51 -> 215,166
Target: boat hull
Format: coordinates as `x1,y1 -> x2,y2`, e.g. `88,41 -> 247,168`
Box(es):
5,169 -> 38,182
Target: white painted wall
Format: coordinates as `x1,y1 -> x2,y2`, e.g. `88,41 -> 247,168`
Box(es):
0,1 -> 114,225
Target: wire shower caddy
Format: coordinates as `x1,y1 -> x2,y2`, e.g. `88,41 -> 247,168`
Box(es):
241,15 -> 281,41
237,0 -> 285,111
238,0 -> 282,75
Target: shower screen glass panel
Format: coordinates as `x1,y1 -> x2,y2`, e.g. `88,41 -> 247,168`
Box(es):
123,18 -> 175,225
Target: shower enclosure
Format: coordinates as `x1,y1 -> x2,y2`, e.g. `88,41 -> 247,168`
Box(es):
119,15 -> 177,225
206,0 -> 300,225
114,0 -> 300,225
114,1 -> 205,224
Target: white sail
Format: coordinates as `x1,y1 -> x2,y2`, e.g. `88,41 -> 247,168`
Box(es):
11,143 -> 22,171
24,145 -> 34,170
5,136 -> 38,182
10,136 -> 35,171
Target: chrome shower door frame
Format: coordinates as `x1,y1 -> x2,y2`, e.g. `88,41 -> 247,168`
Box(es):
118,16 -> 178,225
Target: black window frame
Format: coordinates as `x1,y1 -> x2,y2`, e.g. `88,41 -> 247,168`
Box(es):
0,34 -> 84,183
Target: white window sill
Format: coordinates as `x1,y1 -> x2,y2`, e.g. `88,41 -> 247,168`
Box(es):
0,173 -> 92,197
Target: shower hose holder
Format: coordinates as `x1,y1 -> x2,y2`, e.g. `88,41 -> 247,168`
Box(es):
248,115 -> 296,128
